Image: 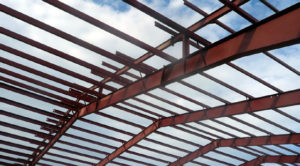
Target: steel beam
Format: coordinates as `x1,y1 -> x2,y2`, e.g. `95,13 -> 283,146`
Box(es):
219,0 -> 257,23
96,121 -> 160,166
31,111 -> 78,165
78,4 -> 300,117
241,155 -> 300,166
170,134 -> 300,165
159,89 -> 300,127
260,0 -> 279,13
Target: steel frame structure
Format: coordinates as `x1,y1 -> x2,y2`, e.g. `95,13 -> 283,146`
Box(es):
0,0 -> 300,165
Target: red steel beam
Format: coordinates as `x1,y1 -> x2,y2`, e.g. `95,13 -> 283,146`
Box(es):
170,134 -> 300,166
0,140 -> 37,153
79,3 -> 300,117
0,66 -> 79,101
186,0 -> 300,78
219,0 -> 257,23
31,111 -> 78,164
260,0 -> 279,13
241,155 -> 300,166
0,154 -> 29,165
184,0 -> 236,33
96,120 -> 160,166
159,89 -> 300,127
0,131 -> 46,146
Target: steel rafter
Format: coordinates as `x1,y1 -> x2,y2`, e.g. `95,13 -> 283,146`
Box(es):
241,155 -> 300,166
0,1 -> 299,165
159,89 -> 300,126
170,133 -> 300,165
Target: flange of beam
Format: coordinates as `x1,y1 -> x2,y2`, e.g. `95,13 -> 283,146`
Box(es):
241,155 -> 300,166
170,133 -> 300,165
78,3 -> 300,117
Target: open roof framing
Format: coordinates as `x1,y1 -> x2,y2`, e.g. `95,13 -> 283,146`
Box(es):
0,0 -> 300,165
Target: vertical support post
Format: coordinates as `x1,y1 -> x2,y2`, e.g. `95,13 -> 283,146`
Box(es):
182,34 -> 190,58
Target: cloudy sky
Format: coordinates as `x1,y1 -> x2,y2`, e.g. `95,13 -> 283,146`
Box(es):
0,0 -> 300,165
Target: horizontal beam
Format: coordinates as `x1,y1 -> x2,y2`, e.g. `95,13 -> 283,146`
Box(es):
241,155 -> 300,166
170,133 -> 300,165
159,89 -> 300,126
78,3 -> 300,117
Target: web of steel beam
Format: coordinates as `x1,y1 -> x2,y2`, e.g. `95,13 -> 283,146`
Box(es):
0,0 -> 300,165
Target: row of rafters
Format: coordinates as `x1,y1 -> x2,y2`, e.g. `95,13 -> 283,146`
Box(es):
0,0 -> 300,165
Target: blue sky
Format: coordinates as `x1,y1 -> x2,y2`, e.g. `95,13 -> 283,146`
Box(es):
0,0 -> 300,165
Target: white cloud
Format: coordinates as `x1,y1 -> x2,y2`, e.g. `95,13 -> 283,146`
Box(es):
1,0 -> 300,165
